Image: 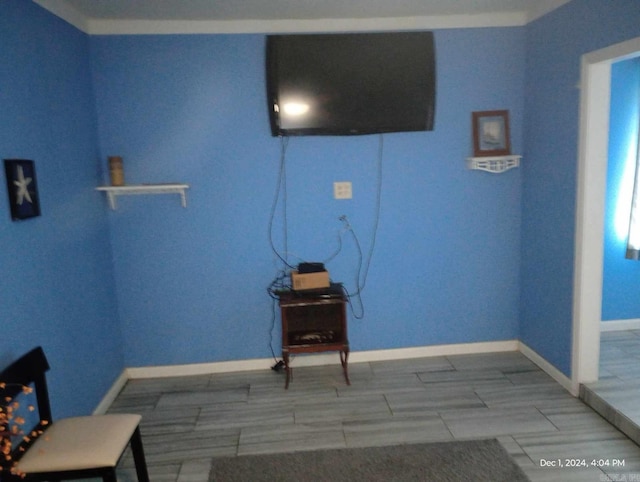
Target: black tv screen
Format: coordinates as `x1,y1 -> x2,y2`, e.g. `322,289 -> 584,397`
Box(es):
266,31 -> 436,137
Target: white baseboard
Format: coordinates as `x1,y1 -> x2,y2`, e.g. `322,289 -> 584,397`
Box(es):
93,370 -> 128,415
349,340 -> 520,363
600,319 -> 640,332
124,340 -> 520,379
98,339 -> 571,410
518,341 -> 574,395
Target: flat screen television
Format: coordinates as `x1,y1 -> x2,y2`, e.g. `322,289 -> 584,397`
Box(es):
266,31 -> 436,137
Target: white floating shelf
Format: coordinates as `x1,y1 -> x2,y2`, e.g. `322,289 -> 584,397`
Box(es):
96,183 -> 190,210
466,155 -> 522,174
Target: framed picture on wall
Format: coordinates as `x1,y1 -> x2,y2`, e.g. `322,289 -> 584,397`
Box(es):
472,110 -> 511,157
4,159 -> 41,221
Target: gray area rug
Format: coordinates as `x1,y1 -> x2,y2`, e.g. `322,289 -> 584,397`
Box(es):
209,439 -> 530,481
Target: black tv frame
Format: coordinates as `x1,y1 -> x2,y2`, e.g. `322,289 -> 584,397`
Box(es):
266,31 -> 436,137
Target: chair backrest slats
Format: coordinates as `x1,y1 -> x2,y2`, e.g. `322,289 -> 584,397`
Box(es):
0,346 -> 53,425
1,347 -> 55,473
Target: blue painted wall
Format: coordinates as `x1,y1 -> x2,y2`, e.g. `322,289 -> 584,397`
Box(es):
602,58 -> 640,321
4,0 -> 640,416
520,0 -> 640,376
0,1 -> 123,417
90,28 -> 525,367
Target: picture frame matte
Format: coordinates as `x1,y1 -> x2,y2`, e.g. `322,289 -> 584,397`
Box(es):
472,110 -> 511,157
4,159 -> 41,221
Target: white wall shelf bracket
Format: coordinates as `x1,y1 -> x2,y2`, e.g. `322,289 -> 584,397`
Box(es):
96,184 -> 190,210
466,155 -> 522,174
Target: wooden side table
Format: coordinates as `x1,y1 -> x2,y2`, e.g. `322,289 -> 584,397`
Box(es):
278,285 -> 350,389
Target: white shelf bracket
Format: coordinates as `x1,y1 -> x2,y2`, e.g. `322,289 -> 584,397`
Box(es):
96,184 -> 190,210
466,155 -> 522,174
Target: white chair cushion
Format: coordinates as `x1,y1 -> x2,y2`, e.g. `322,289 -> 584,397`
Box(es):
15,414 -> 142,474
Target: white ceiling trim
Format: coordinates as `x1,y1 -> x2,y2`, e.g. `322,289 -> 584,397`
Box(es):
33,0 -> 570,35
86,13 -> 529,35
34,0 -> 88,32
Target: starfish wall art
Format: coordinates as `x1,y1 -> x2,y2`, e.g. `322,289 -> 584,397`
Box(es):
4,159 -> 40,221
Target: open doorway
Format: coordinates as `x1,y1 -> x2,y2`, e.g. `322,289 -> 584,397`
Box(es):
573,37 -> 640,424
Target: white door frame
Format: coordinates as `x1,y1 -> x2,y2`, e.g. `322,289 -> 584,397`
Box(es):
572,36 -> 640,395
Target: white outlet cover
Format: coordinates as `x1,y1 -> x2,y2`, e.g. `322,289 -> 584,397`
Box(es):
334,181 -> 352,199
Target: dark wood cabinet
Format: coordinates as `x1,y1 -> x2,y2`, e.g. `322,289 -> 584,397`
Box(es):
278,286 -> 350,389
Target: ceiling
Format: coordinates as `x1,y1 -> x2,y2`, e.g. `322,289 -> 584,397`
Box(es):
34,0 -> 571,34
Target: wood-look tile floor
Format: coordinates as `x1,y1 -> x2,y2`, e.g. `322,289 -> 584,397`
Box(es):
583,329 -> 640,448
107,351 -> 640,482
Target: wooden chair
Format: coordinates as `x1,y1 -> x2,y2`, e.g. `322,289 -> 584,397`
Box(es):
0,346 -> 149,482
